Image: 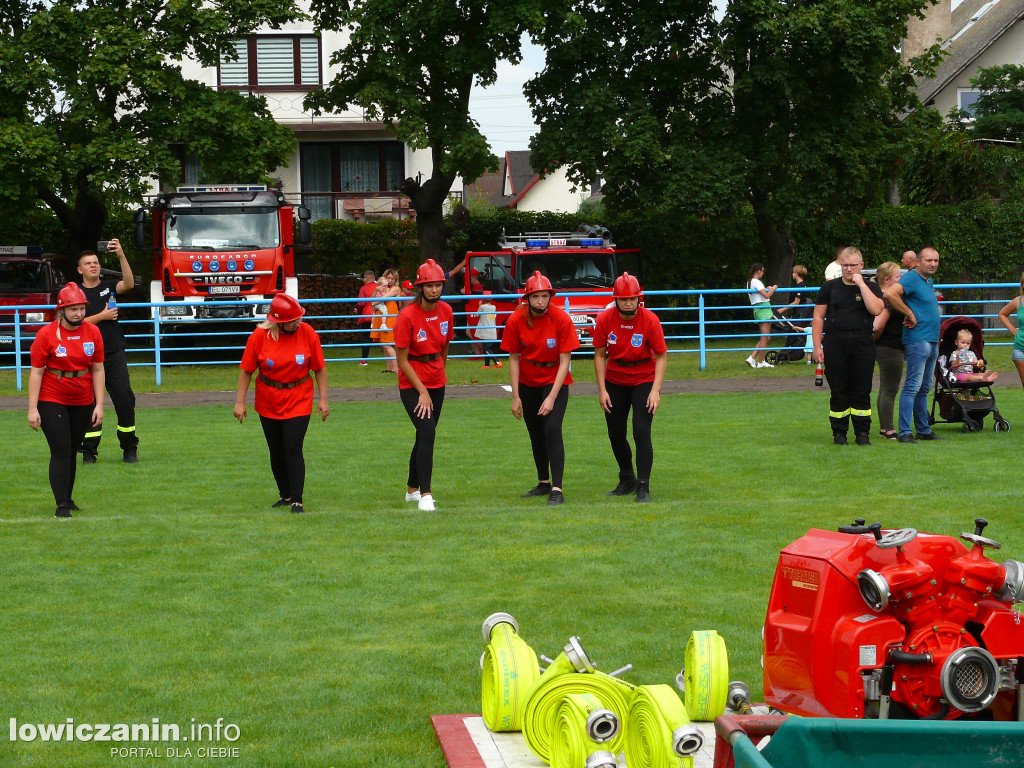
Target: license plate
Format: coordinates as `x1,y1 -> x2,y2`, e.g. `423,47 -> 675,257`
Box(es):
209,286 -> 241,294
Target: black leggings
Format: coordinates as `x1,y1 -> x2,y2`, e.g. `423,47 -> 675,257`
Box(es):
401,387 -> 445,494
604,380 -> 655,482
482,342 -> 500,366
519,383 -> 569,488
259,415 -> 310,503
38,400 -> 93,507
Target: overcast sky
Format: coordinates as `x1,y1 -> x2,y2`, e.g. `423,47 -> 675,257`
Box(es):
471,0 -> 965,158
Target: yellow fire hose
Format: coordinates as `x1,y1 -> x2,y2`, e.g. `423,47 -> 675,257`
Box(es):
626,684 -> 705,768
522,638 -> 633,763
549,693 -> 620,768
480,613 -> 540,731
678,630 -> 729,721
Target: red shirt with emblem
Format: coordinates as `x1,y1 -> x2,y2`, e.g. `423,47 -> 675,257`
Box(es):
501,306 -> 580,387
394,300 -> 455,390
31,320 -> 105,405
240,322 -> 325,419
593,305 -> 667,386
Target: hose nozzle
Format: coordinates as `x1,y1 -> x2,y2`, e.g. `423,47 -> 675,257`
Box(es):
584,751 -> 617,768
481,611 -> 519,643
585,709 -> 620,743
727,680 -> 753,714
672,723 -> 705,756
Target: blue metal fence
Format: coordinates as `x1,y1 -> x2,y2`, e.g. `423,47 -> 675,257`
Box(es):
2,282 -> 1019,390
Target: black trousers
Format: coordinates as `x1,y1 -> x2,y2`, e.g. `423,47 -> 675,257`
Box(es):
823,331 -> 876,437
401,387 -> 445,494
259,414 -> 310,503
519,383 -> 569,488
81,349 -> 138,456
39,401 -> 93,507
604,380 -> 655,482
481,342 -> 500,366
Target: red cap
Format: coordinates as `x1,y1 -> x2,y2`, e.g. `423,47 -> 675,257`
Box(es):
268,294 -> 305,323
57,282 -> 88,310
401,280 -> 414,291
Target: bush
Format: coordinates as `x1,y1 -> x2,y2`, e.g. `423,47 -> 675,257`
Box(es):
311,217 -> 420,275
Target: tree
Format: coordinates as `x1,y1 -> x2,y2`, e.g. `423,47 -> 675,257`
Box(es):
306,0 -> 546,260
526,0 -> 940,286
969,64 -> 1024,142
0,0 -> 300,254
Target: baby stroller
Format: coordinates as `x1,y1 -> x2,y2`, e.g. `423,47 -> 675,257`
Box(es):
764,309 -> 810,365
931,315 -> 1010,433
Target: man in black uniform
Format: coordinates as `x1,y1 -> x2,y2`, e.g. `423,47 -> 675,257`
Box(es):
811,247 -> 884,445
77,239 -> 140,463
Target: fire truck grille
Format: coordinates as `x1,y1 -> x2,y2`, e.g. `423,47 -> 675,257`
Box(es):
954,663 -> 985,698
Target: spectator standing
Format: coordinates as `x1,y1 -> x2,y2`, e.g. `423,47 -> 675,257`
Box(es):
502,271 -> 580,506
371,269 -> 400,373
871,262 -> 906,440
811,247 -> 884,445
777,264 -> 811,325
356,270 -> 377,366
476,291 -> 502,369
394,260 -> 455,512
883,247 -> 942,443
593,273 -> 668,503
997,273 -> 1024,389
234,294 -> 329,514
27,283 -> 105,517
824,247 -> 844,281
77,239 -> 140,464
901,251 -> 919,270
744,263 -> 776,369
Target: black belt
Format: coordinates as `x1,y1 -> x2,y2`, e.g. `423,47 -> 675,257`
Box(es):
45,367 -> 88,379
408,353 -> 439,362
258,373 -> 310,390
610,358 -> 651,368
522,358 -> 557,368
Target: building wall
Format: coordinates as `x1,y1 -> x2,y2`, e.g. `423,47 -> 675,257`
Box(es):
515,167 -> 588,213
931,19 -> 1024,117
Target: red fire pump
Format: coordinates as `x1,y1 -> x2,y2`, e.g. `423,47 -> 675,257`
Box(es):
763,518 -> 1024,720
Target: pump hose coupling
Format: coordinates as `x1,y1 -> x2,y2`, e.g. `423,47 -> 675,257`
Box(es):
480,612 -> 540,732
626,684 -> 704,768
549,693 -> 621,768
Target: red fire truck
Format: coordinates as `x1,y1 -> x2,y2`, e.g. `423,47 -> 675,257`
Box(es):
462,227 -> 640,346
134,185 -> 311,328
0,245 -> 64,362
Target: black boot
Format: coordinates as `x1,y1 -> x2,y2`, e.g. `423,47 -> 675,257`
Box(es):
608,473 -> 637,496
520,482 -> 552,499
635,481 -> 651,503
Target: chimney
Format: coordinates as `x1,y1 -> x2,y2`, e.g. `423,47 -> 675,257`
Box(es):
902,0 -> 951,63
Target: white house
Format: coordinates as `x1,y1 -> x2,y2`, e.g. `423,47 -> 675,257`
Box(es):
463,150 -> 596,213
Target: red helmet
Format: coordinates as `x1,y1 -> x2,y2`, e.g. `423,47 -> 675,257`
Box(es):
613,272 -> 641,299
523,271 -> 556,298
57,282 -> 88,310
267,294 -> 305,323
415,259 -> 446,285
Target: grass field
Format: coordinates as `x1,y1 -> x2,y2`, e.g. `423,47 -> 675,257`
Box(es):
2,383 -> 1024,767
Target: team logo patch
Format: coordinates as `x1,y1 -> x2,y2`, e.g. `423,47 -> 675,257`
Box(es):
55,345 -> 67,358
267,359 -> 275,367
546,338 -> 556,348
608,332 -> 617,345
631,333 -> 644,347
295,354 -> 305,365
440,321 -> 449,336
417,329 -> 427,342
83,342 -> 95,356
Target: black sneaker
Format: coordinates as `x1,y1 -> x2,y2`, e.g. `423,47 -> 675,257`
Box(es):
916,431 -> 940,441
635,482 -> 651,503
68,500 -> 81,511
897,433 -> 917,444
520,483 -> 552,499
547,490 -> 564,506
55,505 -> 72,518
607,477 -> 638,496
833,434 -> 848,446
290,502 -> 305,514
855,434 -> 871,446
123,450 -> 139,464
272,498 -> 292,508
82,454 -> 97,465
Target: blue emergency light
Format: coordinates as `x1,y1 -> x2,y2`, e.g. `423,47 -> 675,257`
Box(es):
580,238 -> 604,247
209,260 -> 220,272
526,239 -> 549,248
244,259 -> 256,271
191,261 -> 203,272
227,260 -> 237,272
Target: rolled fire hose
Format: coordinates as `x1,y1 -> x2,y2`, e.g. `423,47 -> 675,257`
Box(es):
678,630 -> 729,721
480,612 -> 540,731
522,638 -> 633,763
626,684 -> 704,768
549,693 -> 620,768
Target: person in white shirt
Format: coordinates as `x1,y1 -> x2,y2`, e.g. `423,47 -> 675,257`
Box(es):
745,263 -> 777,369
824,246 -> 844,281
476,291 -> 502,369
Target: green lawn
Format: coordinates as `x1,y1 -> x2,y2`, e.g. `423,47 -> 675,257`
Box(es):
2,387 -> 1023,767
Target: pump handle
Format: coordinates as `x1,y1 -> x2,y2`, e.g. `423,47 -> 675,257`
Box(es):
975,518 -> 989,536
869,522 -> 883,542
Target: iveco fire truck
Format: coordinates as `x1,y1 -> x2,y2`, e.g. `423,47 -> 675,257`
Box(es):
462,226 -> 640,346
134,185 -> 311,328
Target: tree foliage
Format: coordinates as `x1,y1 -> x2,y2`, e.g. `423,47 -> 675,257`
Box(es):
306,0 -> 548,260
969,64 -> 1024,142
0,0 -> 300,253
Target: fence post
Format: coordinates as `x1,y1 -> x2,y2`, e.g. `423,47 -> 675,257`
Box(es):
14,309 -> 23,391
153,311 -> 162,387
698,293 -> 706,371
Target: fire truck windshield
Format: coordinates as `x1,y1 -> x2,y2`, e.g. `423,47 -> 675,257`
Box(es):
519,252 -> 616,289
165,210 -> 281,251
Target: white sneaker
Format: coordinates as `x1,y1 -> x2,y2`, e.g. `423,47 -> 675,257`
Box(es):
418,495 -> 435,512
745,356 -> 757,368
405,491 -> 421,502
358,361 -> 368,366
757,360 -> 775,368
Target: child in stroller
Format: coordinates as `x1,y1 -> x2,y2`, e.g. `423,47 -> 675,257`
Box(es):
764,310 -> 809,365
931,316 -> 1010,433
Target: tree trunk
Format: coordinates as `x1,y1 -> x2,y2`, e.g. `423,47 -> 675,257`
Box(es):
400,171 -> 456,262
39,182 -> 109,256
750,190 -> 795,287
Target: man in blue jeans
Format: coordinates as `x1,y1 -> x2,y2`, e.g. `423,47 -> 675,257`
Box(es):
883,247 -> 941,443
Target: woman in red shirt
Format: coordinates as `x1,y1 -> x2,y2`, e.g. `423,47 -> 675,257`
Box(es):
501,272 -> 580,505
28,283 -> 105,518
234,294 -> 329,514
394,259 -> 454,512
593,273 -> 668,503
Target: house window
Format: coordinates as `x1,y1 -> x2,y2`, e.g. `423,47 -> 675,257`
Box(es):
299,142 -> 406,219
958,89 -> 983,118
218,36 -> 321,90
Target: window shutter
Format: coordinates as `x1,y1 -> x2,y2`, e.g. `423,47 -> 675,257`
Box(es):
256,38 -> 295,85
219,40 -> 249,87
300,38 -> 320,85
